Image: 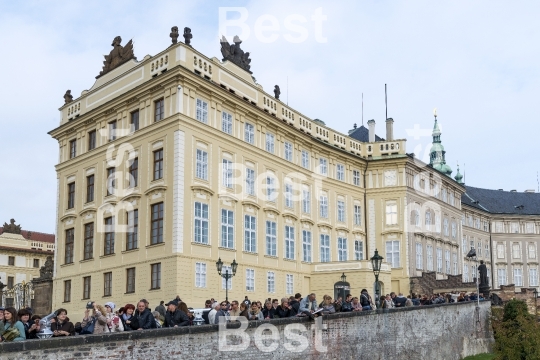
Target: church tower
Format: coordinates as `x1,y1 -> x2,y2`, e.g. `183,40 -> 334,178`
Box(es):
429,109 -> 452,176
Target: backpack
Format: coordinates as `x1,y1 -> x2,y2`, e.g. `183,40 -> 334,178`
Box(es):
79,317 -> 95,335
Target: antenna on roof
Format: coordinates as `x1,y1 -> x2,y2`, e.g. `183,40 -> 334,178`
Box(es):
362,93 -> 364,125
385,84 -> 388,120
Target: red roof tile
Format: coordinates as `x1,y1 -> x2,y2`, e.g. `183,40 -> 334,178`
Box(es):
0,228 -> 55,243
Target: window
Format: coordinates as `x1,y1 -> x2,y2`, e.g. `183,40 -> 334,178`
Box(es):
129,158 -> 138,188
337,201 -> 345,222
477,242 -> 482,256
434,183 -> 440,198
302,189 -> 310,214
220,159 -> 235,189
64,280 -> 71,302
336,164 -> 344,181
267,272 -> 275,293
495,222 -> 503,233
265,133 -> 275,153
244,168 -> 255,196
425,211 -> 431,230
319,195 -> 328,218
530,269 -> 538,287
221,111 -> 233,134
151,202 -> 164,244
442,188 -> 447,202
514,268 -> 523,286
353,170 -> 360,186
246,269 -> 255,291
445,250 -> 451,275
151,263 -> 161,289
284,142 -> 293,161
452,253 -> 458,275
386,202 -> 397,225
196,99 -> 208,123
69,139 -> 77,158
126,268 -> 136,293
354,240 -> 364,260
338,237 -> 348,261
386,241 -> 400,268
498,268 -> 507,286
221,209 -> 234,249
472,264 -> 477,280
221,265 -> 232,289
194,202 -> 209,244
410,210 -> 419,226
266,221 -> 277,256
83,276 -> 91,299
354,205 -> 362,226
451,221 -> 457,238
427,245 -> 433,271
435,215 -> 441,233
195,262 -> 207,288
511,222 -> 519,234
127,209 -> 138,250
450,192 -> 455,206
8,256 -> 15,266
244,215 -> 256,253
320,234 -> 330,262
67,182 -> 75,209
529,243 -> 536,259
285,226 -> 295,260
104,272 -> 112,297
153,149 -> 163,180
302,230 -> 312,262
130,110 -> 139,131
196,149 -> 208,180
301,150 -> 310,169
7,277 -> 13,288
484,221 -> 489,232
319,158 -> 327,175
526,222 -> 535,234
84,223 -> 94,260
283,274 -> 294,295
285,183 -> 293,208
244,122 -> 254,144
497,243 -> 505,259
266,175 -> 276,202
106,167 -> 115,196
416,243 -> 423,269
33,259 -> 39,268
463,265 -> 469,282
436,248 -> 442,273
155,98 -> 164,122
512,243 -> 521,259
443,218 -> 449,236
88,130 -> 96,150
462,236 -> 467,254
485,244 -> 490,259
475,218 -> 481,229
65,228 -> 74,264
86,175 -> 94,202
104,217 -> 115,255
109,121 -> 117,141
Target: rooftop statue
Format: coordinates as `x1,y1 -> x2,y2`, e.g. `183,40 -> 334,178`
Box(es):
64,90 -> 73,104
2,218 -> 22,234
274,85 -> 281,99
170,26 -> 179,44
96,36 -> 136,79
220,35 -> 252,74
183,27 -> 192,46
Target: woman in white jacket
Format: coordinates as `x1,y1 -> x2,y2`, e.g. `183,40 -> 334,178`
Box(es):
104,302 -> 124,332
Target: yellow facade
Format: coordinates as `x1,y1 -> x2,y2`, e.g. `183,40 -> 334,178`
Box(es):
49,38 -> 465,320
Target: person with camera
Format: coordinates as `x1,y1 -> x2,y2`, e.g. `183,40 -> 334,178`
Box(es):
80,302 -> 108,334
51,308 -> 74,336
104,302 -> 124,332
131,300 -> 154,330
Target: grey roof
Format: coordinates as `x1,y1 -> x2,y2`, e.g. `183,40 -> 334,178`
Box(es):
462,186 -> 540,215
348,125 -> 384,142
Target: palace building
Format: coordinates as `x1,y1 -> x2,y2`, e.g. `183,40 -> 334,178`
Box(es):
48,31 -> 538,318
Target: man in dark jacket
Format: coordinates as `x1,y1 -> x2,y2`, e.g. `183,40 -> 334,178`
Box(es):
341,294 -> 353,312
163,300 -> 190,327
360,289 -> 372,310
393,293 -> 407,307
289,293 -> 302,316
132,301 -> 154,330
155,301 -> 166,318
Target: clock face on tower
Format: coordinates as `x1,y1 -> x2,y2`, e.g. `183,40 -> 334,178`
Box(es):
384,170 -> 397,187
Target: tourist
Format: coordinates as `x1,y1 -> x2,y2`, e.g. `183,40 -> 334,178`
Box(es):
208,303 -> 219,325
214,301 -> 229,324
104,302 -> 124,332
394,293 -> 407,308
155,301 -> 166,318
51,308 -> 75,336
360,289 -> 372,310
239,302 -> 249,320
121,304 -> 135,331
163,300 -> 189,327
178,302 -> 193,325
17,309 -> 35,339
152,311 -> 163,328
262,301 -> 276,319
0,307 -> 25,341
0,307 -> 4,333
289,293 -> 302,316
383,295 -> 395,309
341,294 -> 353,312
321,295 -> 336,314
299,293 -> 319,319
228,300 -> 241,319
243,296 -> 251,307
202,300 -> 212,324
132,301 -> 154,330
81,304 -> 108,334
272,299 -> 279,309
351,297 -> 362,311
405,298 -> 413,307
248,303 -> 264,321
275,298 -> 291,318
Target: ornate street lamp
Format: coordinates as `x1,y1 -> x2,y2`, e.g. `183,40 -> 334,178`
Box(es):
341,273 -> 347,283
370,249 -> 384,303
216,257 -> 238,303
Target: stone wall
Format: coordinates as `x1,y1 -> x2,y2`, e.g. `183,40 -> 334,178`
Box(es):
410,271 -> 477,295
492,284 -> 539,315
0,301 -> 493,360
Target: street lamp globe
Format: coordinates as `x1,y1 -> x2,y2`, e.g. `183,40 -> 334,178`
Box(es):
216,257 -> 223,275
370,249 -> 383,276
231,259 -> 238,275
341,273 -> 347,283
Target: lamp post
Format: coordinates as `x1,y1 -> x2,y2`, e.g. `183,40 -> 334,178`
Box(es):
216,257 -> 238,303
341,273 -> 347,283
370,249 -> 384,303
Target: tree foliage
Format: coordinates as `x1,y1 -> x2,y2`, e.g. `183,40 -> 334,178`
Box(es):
492,300 -> 540,360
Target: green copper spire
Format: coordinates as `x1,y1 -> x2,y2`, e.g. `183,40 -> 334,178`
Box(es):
454,163 -> 464,184
429,108 -> 452,177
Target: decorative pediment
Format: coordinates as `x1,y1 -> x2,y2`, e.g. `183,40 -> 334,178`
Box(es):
79,208 -> 97,218
120,193 -> 142,204
241,200 -> 260,210
219,193 -> 239,204
300,218 -> 315,226
282,211 -> 298,222
352,229 -> 366,237
60,214 -> 77,225
144,185 -> 168,197
335,226 -> 350,233
263,206 -> 280,216
191,185 -> 214,197
317,222 -> 333,230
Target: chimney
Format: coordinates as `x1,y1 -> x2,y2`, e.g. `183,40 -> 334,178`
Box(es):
367,119 -> 376,143
385,118 -> 394,141
510,189 -> 517,192
525,189 -> 535,193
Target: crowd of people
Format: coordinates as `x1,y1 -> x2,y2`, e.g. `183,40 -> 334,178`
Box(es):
0,289 -> 483,342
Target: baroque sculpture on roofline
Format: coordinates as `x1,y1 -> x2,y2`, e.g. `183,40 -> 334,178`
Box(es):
2,219 -> 22,234
170,26 -> 179,44
220,35 -> 252,74
64,90 -> 73,104
183,27 -> 192,46
96,36 -> 136,79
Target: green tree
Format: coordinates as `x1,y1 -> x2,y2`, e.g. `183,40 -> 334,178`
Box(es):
493,300 -> 540,360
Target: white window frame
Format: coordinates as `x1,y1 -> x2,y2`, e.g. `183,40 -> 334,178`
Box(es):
285,226 -> 295,260
427,245 -> 433,271
336,164 -> 345,181
301,150 -> 310,169
196,149 -> 208,180
244,122 -> 255,144
302,230 -> 312,262
222,265 -> 232,289
319,158 -> 327,176
246,168 -> 255,196
445,250 -> 451,275
512,243 -> 521,259
244,215 -> 256,253
221,111 -> 233,134
195,262 -> 207,288
451,221 -> 457,238
266,133 -> 275,153
196,99 -> 208,123
436,247 -> 442,273
497,243 -> 505,259
354,240 -> 363,260
284,142 -> 293,162
285,183 -> 293,208
246,269 -> 255,291
266,175 -> 276,202
514,268 -> 523,286
416,243 -> 423,270
222,159 -> 233,188
452,253 -> 458,275
266,221 -> 277,256
337,237 -> 348,261
302,189 -> 311,214
528,243 -> 536,259
320,234 -> 330,262
194,202 -> 209,244
337,200 -> 345,222
530,268 -> 538,287
286,274 -> 294,294
354,205 -> 362,226
267,271 -> 275,293
443,218 -> 449,236
498,268 -> 507,286
386,202 -> 398,225
319,195 -> 328,218
353,170 -> 360,186
386,240 -> 400,268
463,265 -> 469,282
220,209 -> 234,249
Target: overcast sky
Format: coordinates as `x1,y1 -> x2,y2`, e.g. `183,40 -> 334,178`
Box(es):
1,0 -> 539,233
